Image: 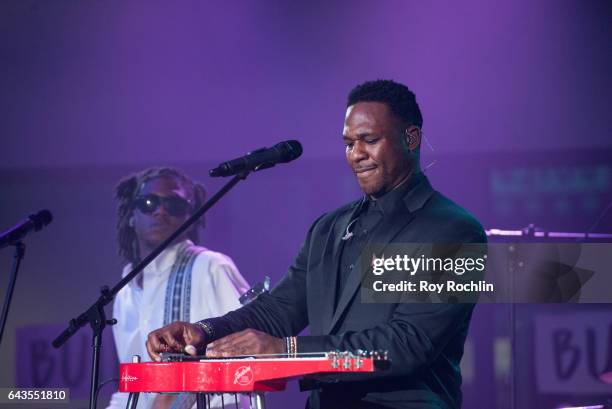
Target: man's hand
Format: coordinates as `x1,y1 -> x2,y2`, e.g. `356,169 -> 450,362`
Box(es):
146,321 -> 206,362
206,329 -> 284,357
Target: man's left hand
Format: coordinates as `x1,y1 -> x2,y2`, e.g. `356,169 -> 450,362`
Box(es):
205,329 -> 285,357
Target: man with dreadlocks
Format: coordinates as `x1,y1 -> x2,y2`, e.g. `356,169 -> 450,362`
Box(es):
106,167 -> 249,409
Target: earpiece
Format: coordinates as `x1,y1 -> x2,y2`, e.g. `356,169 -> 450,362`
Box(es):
405,128 -> 420,151
405,130 -> 415,148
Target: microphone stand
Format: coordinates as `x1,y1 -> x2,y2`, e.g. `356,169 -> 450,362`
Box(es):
52,171 -> 250,409
0,242 -> 26,347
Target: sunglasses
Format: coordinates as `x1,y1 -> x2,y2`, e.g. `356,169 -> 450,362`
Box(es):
133,194 -> 193,217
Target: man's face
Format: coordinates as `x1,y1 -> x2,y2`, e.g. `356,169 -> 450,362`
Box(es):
132,176 -> 193,253
343,101 -> 412,198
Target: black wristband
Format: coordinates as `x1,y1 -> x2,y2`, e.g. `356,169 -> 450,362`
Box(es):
195,314 -> 248,343
195,320 -> 214,340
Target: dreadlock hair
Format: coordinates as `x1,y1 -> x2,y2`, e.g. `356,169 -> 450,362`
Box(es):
347,79 -> 423,129
115,167 -> 207,266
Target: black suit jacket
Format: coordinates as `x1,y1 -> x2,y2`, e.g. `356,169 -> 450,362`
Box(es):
215,174 -> 486,409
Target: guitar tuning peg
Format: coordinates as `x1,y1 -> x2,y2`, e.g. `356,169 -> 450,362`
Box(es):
355,350 -> 364,369
328,351 -> 339,368
343,355 -> 351,369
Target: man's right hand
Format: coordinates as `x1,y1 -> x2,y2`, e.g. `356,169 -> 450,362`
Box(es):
146,321 -> 207,362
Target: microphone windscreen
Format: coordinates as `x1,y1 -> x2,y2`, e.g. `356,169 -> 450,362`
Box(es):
30,209 -> 53,230
277,140 -> 303,162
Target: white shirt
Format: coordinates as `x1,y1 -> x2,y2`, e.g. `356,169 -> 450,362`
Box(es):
106,240 -> 249,409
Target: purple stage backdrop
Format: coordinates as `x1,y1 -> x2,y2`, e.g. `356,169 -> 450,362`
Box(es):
1,1 -> 611,408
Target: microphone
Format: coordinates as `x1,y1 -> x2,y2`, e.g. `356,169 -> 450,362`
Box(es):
0,210 -> 53,249
210,140 -> 302,177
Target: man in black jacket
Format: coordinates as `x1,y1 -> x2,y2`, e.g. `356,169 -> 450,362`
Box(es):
147,80 -> 485,409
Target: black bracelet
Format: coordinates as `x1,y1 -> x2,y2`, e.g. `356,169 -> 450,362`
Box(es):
195,320 -> 215,340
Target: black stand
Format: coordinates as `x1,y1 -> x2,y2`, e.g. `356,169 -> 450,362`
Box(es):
52,172 -> 250,409
486,225 -> 612,409
0,242 -> 25,347
125,391 -> 139,409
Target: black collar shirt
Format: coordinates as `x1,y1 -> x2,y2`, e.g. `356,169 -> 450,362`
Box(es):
335,173 -> 423,309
